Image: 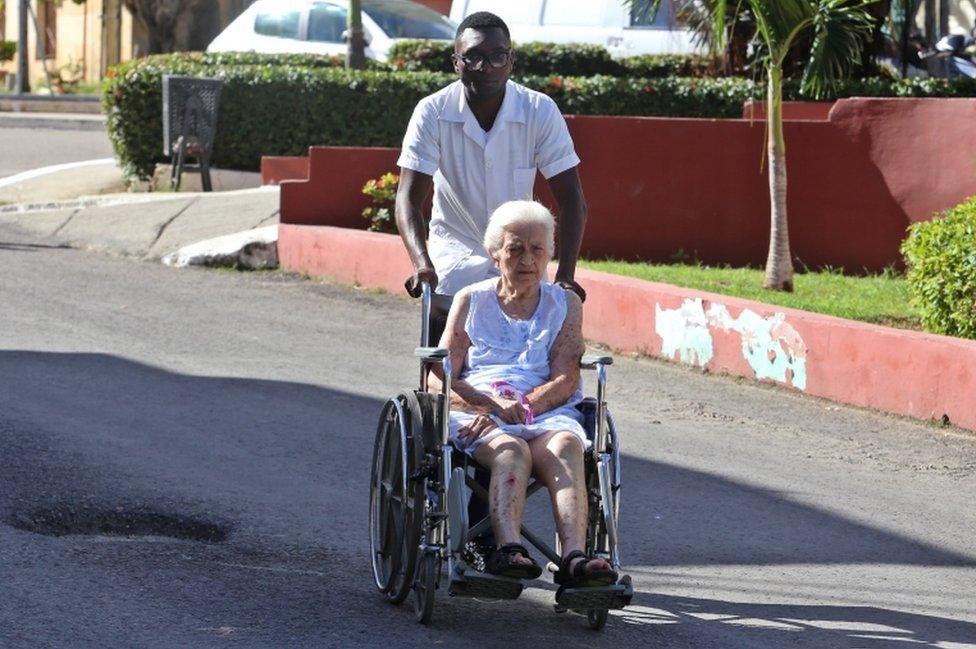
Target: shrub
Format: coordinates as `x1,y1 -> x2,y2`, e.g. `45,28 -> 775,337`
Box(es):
618,54 -> 714,78
901,196 -> 976,339
387,39 -> 711,78
103,53 -> 753,180
103,54 -> 453,180
103,52 -> 976,182
362,172 -> 399,233
389,39 -> 623,76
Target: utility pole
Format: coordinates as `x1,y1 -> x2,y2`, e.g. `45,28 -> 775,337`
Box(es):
17,0 -> 30,93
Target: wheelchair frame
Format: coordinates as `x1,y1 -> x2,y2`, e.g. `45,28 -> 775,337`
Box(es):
369,284 -> 631,628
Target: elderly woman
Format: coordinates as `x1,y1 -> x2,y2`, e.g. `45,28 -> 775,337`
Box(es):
439,200 -> 616,588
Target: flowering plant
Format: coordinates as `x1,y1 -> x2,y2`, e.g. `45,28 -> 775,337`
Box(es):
361,172 -> 399,233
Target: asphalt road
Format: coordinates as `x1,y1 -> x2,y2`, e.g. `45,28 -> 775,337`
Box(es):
1,222 -> 975,648
0,126 -> 114,178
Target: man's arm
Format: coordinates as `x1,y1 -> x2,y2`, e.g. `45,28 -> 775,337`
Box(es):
546,166 -> 588,300
395,168 -> 437,296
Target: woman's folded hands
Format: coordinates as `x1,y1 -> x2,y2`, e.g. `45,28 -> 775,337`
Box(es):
489,396 -> 530,425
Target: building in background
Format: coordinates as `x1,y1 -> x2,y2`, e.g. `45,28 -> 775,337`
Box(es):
0,0 -> 258,89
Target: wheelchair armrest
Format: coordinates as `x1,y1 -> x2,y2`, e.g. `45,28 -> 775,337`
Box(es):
415,347 -> 449,361
580,354 -> 613,369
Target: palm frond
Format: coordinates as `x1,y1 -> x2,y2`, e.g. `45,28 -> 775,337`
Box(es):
801,0 -> 876,98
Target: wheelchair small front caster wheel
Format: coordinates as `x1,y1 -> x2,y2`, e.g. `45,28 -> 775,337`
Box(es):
587,608 -> 608,630
414,551 -> 438,624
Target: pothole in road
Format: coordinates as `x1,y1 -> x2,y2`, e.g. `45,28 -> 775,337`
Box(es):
6,505 -> 228,542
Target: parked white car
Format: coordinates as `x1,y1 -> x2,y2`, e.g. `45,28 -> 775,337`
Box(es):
450,0 -> 698,56
208,0 -> 458,61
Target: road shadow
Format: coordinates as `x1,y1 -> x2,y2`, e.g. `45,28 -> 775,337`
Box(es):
619,452 -> 975,568
611,591 -> 976,648
1,350 -> 973,647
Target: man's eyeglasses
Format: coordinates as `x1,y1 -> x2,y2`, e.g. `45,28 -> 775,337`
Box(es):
452,50 -> 512,71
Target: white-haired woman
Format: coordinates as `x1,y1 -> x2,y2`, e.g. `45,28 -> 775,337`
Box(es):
439,200 -> 616,588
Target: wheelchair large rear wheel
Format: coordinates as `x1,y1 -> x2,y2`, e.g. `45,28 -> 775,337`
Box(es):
369,394 -> 425,604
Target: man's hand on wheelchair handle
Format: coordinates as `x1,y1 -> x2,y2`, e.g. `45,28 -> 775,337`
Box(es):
457,413 -> 498,446
405,266 -> 438,298
555,277 -> 586,303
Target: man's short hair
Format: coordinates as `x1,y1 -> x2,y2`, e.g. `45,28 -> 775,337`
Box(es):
455,11 -> 510,42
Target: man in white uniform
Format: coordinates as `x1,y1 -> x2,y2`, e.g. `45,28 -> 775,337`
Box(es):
395,11 -> 588,339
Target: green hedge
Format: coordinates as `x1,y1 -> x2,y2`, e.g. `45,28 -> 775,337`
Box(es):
104,52 -> 976,181
387,39 -> 711,78
103,53 -> 755,180
901,196 -> 976,339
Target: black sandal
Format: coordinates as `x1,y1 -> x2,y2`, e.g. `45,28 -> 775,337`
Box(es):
554,550 -> 617,588
485,543 -> 543,580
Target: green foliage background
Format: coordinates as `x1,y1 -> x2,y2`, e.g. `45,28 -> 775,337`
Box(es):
103,47 -> 976,181
901,197 -> 976,339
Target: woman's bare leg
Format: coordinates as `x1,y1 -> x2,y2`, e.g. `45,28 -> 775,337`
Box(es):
472,434 -> 532,565
528,430 -> 611,575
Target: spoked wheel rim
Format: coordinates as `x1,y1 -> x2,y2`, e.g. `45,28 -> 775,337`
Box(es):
369,399 -> 403,593
368,394 -> 426,605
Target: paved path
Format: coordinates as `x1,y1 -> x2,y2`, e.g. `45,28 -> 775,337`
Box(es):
1,222 -> 974,648
0,125 -> 113,178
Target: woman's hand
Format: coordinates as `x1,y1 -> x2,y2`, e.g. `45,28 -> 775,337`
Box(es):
457,414 -> 498,447
490,397 -> 529,425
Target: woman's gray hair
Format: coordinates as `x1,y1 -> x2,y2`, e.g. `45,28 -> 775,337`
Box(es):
483,200 -> 555,258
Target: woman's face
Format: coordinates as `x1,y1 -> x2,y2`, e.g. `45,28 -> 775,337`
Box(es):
493,222 -> 550,289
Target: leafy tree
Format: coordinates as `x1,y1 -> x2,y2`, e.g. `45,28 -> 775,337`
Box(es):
629,0 -> 875,291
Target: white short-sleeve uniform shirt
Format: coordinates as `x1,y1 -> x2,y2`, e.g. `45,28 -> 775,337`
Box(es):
397,80 -> 580,296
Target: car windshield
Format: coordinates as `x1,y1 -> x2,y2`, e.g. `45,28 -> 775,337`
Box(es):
362,0 -> 456,40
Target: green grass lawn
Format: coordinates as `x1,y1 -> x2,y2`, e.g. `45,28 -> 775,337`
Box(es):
580,259 -> 921,330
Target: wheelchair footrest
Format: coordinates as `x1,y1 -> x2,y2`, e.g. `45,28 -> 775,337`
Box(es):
555,575 -> 633,611
448,567 -> 524,600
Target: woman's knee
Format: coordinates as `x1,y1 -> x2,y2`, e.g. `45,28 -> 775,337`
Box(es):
547,431 -> 584,462
487,435 -> 532,471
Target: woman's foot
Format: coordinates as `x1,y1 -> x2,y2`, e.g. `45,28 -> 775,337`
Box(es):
485,543 -> 543,579
555,550 -> 618,588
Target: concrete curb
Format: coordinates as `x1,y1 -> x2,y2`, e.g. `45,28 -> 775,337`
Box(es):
162,225 -> 278,269
278,223 -> 976,433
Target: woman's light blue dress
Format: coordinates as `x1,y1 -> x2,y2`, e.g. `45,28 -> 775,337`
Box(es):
450,278 -> 588,456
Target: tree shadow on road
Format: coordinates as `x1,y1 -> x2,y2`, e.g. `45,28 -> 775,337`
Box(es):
1,350 -> 972,648
612,592 -> 976,648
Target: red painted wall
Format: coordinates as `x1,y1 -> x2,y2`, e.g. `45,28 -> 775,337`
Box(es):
277,98 -> 976,272
278,224 -> 976,432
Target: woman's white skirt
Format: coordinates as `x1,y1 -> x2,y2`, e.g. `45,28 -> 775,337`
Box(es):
449,404 -> 590,457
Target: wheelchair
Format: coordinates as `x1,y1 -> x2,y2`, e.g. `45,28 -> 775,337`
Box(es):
368,283 -> 632,628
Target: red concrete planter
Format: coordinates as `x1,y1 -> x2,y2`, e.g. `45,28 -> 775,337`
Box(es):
272,98 -> 976,273
279,223 -> 976,433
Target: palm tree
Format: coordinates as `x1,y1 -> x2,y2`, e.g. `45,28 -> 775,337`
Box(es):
629,1 -> 875,290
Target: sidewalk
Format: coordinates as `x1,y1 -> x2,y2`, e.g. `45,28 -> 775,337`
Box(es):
0,186 -> 279,261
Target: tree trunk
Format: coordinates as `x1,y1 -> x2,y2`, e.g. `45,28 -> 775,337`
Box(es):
346,0 -> 366,70
924,0 -> 936,42
763,64 -> 794,292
